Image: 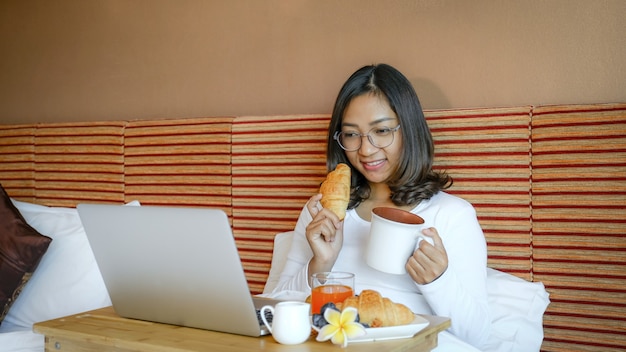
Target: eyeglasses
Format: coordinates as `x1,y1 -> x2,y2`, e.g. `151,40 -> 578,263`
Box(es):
333,125 -> 401,151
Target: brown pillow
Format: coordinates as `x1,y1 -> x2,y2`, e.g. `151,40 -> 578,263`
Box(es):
0,184 -> 52,325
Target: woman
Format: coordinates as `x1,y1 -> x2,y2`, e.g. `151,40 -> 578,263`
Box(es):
273,64 -> 490,348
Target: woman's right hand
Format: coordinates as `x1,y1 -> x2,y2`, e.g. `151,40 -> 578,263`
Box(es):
305,194 -> 344,274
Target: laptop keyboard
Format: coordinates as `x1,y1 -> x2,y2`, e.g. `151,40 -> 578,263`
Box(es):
256,309 -> 273,327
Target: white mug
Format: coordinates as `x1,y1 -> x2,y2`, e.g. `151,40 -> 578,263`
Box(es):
260,301 -> 311,345
366,207 -> 427,275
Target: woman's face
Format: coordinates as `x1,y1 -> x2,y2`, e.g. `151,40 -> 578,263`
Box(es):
341,93 -> 403,184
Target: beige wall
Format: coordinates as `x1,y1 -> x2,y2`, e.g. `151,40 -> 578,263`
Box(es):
0,0 -> 624,124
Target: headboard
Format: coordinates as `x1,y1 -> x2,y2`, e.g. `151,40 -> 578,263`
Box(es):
2,103 -> 625,351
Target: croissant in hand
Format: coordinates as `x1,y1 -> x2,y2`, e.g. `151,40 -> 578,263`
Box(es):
319,163 -> 351,220
336,290 -> 414,327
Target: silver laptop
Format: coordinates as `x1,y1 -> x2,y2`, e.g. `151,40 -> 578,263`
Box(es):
77,203 -> 278,336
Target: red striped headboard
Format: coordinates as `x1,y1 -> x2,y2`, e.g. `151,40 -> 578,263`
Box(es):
0,124 -> 35,200
1,118 -> 234,210
427,107 -> 533,279
123,117 -> 233,212
231,114 -> 330,293
531,103 -> 626,351
33,122 -> 125,206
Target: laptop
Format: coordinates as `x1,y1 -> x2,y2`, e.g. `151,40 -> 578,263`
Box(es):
77,203 -> 278,337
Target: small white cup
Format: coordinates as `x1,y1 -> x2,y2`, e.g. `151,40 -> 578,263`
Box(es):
260,301 -> 311,345
366,207 -> 426,275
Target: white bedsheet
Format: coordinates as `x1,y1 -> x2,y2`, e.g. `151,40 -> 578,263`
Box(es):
0,322 -> 43,352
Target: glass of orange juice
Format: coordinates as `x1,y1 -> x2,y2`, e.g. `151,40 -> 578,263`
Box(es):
310,272 -> 354,315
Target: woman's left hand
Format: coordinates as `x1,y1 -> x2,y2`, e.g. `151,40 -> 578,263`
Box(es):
406,227 -> 448,285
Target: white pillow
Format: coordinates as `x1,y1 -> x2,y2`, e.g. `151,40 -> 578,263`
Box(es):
3,200 -> 112,328
262,231 -> 294,294
484,268 -> 550,352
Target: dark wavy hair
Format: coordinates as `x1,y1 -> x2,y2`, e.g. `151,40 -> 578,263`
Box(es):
326,64 -> 452,209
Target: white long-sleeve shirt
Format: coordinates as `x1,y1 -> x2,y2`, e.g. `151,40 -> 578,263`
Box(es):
273,191 -> 491,349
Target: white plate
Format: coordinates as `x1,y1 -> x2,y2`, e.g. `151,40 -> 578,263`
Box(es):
349,314 -> 430,343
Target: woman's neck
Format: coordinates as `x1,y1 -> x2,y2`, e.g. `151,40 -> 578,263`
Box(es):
355,183 -> 412,221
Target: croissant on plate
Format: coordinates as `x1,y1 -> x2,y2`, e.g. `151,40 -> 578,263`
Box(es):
336,290 -> 415,327
319,163 -> 351,220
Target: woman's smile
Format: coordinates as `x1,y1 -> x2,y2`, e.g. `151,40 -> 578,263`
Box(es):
361,158 -> 386,171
